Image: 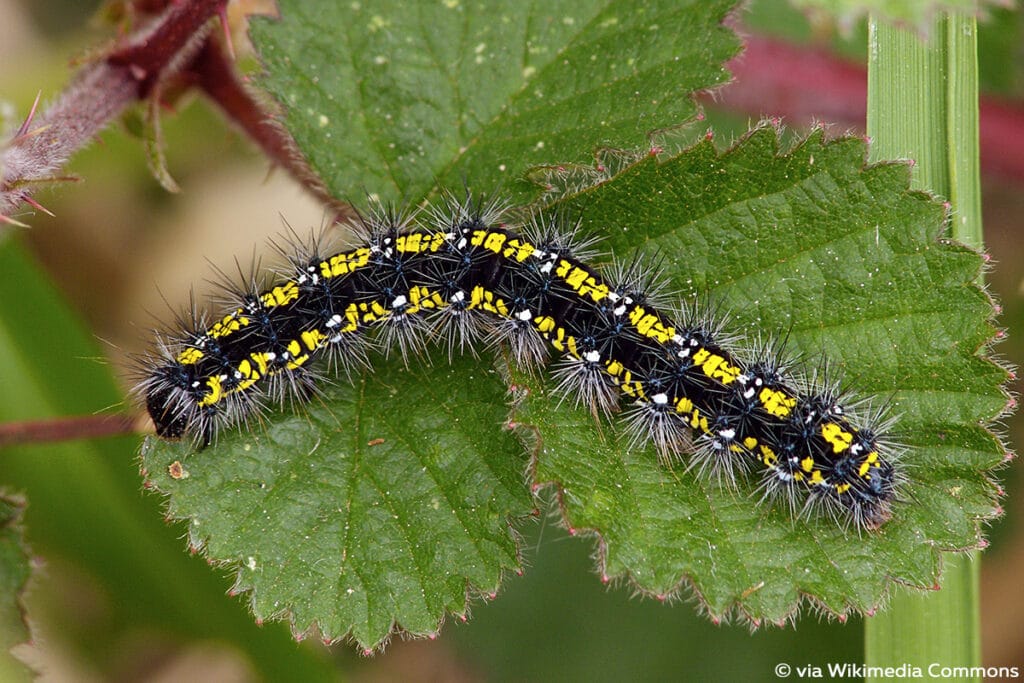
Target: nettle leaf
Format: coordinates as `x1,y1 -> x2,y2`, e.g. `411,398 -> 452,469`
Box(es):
249,0 -> 739,203
515,124 -> 1006,621
0,492 -> 32,682
143,357 -> 531,649
141,0 -> 1007,652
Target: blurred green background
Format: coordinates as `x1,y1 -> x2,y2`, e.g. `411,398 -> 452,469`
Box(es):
1,0 -> 1020,680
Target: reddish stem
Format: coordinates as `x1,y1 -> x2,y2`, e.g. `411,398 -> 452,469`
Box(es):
0,414 -> 140,448
187,38 -> 350,217
108,0 -> 227,97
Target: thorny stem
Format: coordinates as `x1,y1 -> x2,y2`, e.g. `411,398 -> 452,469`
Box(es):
1,0 -> 224,217
1,59 -> 138,218
0,0 -> 344,223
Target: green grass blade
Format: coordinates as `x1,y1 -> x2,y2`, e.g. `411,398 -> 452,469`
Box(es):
865,13 -> 989,679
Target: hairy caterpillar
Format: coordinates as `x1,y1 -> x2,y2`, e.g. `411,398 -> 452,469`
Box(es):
137,195 -> 901,530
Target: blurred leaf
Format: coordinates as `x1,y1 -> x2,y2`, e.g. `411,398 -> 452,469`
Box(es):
142,97 -> 181,194
0,492 -> 31,683
976,6 -> 1024,96
517,124 -> 1006,622
249,0 -> 740,204
790,0 -> 1009,33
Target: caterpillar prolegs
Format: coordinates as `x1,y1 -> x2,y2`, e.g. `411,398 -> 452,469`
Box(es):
137,196 -> 901,530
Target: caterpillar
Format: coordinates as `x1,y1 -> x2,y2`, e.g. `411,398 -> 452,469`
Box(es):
137,194 -> 901,531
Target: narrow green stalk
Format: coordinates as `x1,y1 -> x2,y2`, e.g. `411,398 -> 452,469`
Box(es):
865,13 -> 982,682
866,14 -> 983,244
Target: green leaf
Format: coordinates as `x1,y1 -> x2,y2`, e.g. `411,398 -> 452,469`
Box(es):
0,492 -> 31,683
790,0 -> 1007,33
141,0 -> 743,651
515,124 -> 1006,622
139,0 -> 1007,651
249,0 -> 740,204
142,123 -> 1006,645
142,355 -> 532,650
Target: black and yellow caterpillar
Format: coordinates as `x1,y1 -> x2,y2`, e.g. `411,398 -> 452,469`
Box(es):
138,197 -> 900,530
